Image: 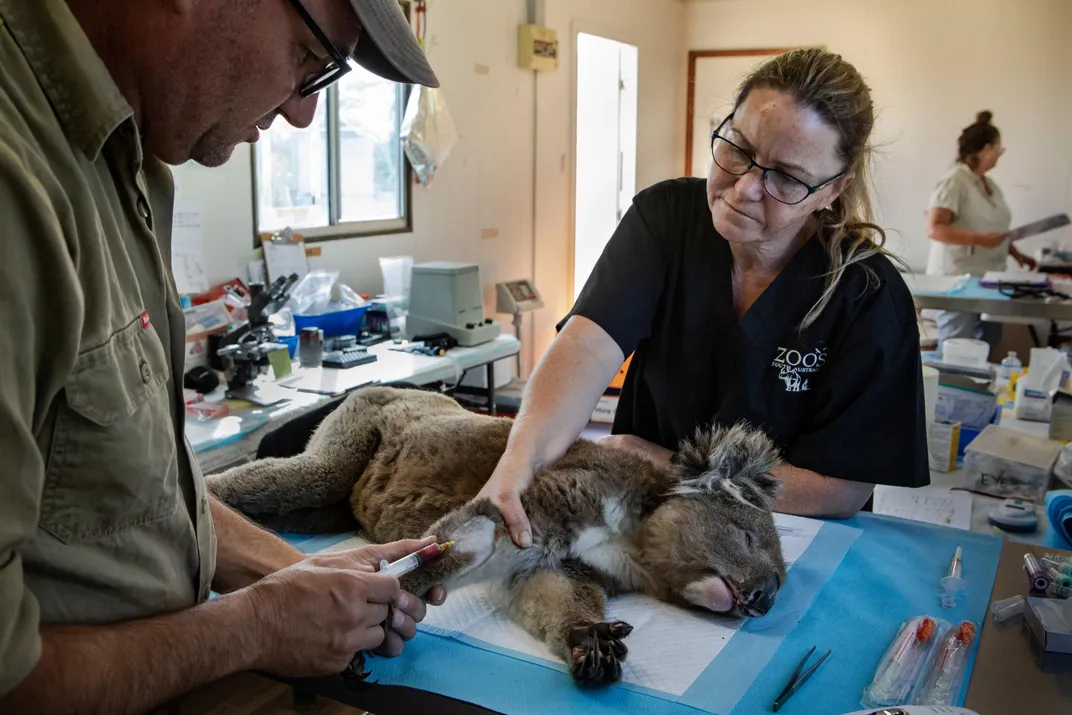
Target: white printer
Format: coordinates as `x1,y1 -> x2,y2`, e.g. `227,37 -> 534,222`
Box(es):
405,262 -> 501,346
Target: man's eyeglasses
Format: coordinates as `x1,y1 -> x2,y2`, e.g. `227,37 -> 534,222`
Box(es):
287,0 -> 354,97
710,115 -> 845,206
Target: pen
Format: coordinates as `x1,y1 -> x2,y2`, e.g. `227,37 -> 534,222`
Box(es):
378,540 -> 454,578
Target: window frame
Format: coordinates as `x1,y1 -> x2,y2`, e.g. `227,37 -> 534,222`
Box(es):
250,1 -> 414,248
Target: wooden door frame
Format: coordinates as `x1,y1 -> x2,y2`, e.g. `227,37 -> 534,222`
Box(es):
684,48 -> 794,176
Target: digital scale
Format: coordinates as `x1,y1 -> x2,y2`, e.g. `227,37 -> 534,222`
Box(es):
494,278 -> 544,411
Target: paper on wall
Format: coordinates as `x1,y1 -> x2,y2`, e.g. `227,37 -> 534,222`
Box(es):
171,200 -> 208,295
263,240 -> 309,284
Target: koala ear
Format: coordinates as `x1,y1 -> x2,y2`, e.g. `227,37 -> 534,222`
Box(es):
669,422 -> 783,510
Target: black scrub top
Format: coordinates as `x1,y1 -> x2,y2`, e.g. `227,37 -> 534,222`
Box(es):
560,178 -> 929,488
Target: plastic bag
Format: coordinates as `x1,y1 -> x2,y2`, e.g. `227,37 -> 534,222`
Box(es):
862,615 -> 978,708
284,270 -> 367,317
911,621 -> 977,706
862,616 -> 944,707
379,255 -> 413,309
1055,443 -> 1072,489
400,85 -> 459,187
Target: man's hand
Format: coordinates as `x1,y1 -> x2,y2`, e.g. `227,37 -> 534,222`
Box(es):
598,434 -> 674,466
478,450 -> 536,548
330,537 -> 449,657
243,554 -> 399,676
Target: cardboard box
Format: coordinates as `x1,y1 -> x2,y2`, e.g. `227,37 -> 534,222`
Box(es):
963,425 -> 1061,502
935,374 -> 997,431
927,420 -> 962,472
591,395 -> 618,424
1024,597 -> 1072,655
1014,379 -> 1053,422
608,354 -> 633,391
1050,389 -> 1072,442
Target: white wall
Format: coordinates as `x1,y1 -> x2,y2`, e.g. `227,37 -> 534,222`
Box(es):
175,0 -> 686,376
685,0 -> 1072,271
532,0 -> 686,361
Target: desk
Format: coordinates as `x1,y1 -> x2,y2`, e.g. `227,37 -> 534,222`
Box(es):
189,335 -> 519,474
965,541 -> 1072,713
907,274 -> 1072,346
244,516 -> 1070,715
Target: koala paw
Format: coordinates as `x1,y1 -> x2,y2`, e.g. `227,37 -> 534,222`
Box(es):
567,620 -> 633,685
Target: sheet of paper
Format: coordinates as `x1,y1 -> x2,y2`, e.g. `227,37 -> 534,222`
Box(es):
263,240 -> 309,284
417,512 -> 823,697
1007,213 -> 1071,242
171,200 -> 208,295
980,270 -> 1049,287
872,485 -> 973,531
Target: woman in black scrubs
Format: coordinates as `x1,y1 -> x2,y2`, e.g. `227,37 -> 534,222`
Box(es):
480,48 -> 929,549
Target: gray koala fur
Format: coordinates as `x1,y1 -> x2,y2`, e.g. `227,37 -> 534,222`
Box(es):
207,386 -> 787,684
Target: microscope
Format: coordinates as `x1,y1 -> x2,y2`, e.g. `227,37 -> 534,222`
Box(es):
212,273 -> 298,396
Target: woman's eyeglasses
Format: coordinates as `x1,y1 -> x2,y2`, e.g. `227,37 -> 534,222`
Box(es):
710,115 -> 845,206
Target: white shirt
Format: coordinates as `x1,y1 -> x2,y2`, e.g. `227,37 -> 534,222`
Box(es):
925,163 -> 1012,276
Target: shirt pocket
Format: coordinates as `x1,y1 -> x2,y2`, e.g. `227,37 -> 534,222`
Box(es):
40,315 -> 179,544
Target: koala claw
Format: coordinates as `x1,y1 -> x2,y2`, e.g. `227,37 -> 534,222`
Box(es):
567,621 -> 633,685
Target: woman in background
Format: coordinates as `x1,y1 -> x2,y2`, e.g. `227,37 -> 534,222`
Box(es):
925,111 -> 1035,351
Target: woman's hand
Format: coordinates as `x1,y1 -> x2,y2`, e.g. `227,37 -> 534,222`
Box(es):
1009,244 -> 1038,270
477,450 -> 536,548
598,434 -> 674,466
975,231 -> 1007,249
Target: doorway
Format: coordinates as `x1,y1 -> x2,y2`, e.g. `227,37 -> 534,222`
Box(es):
573,33 -> 638,301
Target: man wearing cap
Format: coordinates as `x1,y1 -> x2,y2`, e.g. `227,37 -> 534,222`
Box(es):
0,0 -> 440,711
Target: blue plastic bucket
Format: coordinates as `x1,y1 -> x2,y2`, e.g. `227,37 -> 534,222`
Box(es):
293,305 -> 369,337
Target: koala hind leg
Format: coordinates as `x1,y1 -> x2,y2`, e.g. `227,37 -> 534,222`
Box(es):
399,497 -> 512,599
509,563 -> 632,685
205,456 -> 351,523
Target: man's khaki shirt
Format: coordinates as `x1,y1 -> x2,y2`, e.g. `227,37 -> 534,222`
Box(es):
0,0 -> 216,694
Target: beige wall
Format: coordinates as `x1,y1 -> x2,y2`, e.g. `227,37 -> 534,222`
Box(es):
685,0 -> 1072,271
173,0 -> 686,377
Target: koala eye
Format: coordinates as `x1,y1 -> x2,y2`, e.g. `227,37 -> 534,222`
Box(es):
743,531 -> 758,553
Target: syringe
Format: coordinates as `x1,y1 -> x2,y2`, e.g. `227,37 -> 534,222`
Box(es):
378,540 -> 455,578
940,546 -> 966,609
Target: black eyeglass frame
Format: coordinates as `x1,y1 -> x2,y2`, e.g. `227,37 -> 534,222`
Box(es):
286,0 -> 354,97
710,113 -> 846,206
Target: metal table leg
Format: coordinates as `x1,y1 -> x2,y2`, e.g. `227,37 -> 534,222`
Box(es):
487,362 -> 497,417
292,687 -> 317,711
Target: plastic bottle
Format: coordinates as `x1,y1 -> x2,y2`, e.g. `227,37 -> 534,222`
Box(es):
996,351 -> 1022,388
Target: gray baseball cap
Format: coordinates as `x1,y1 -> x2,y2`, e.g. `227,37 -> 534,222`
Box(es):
348,0 -> 439,87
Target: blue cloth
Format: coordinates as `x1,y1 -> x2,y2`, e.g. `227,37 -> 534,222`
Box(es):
912,276 -> 1011,301
285,513 -> 1003,715
1044,490 -> 1072,550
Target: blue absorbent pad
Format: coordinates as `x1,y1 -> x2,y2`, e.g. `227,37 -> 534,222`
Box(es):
1044,490 -> 1072,550
284,513 -> 1002,715
913,276 -> 1011,301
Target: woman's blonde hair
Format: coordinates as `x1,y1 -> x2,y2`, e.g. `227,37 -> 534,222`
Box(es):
733,48 -> 898,332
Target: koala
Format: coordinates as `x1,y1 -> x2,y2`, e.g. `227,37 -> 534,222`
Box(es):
207,386 -> 787,685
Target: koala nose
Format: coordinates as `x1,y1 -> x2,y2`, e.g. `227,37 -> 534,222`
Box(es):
744,572 -> 780,616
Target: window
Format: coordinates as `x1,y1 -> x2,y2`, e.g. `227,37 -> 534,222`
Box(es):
252,64 -> 411,244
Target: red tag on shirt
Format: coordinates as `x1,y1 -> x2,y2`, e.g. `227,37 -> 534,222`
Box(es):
140,312 -> 151,329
